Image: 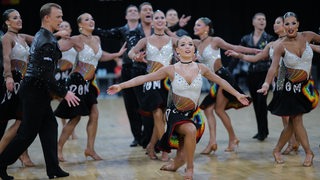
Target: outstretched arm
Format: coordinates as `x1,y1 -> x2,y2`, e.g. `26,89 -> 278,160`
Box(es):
201,64 -> 249,105
216,37 -> 261,54
107,66 -> 170,95
225,42 -> 272,62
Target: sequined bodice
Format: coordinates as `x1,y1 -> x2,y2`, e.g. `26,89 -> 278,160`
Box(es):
78,43 -> 102,68
283,42 -> 313,77
61,47 -> 77,64
10,41 -> 30,62
171,70 -> 202,107
269,46 -> 283,65
197,45 -> 221,71
146,39 -> 173,73
269,46 -> 274,60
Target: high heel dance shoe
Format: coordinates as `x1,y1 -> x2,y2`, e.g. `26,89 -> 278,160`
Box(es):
161,151 -> 169,162
58,146 -> 66,162
58,154 -> 66,162
145,146 -> 158,160
47,166 -> 69,179
200,144 -> 218,155
303,152 -> 314,167
19,156 -> 35,167
184,168 -> 193,180
84,149 -> 103,161
282,142 -> 300,155
273,149 -> 284,164
0,166 -> 13,180
224,139 -> 240,152
282,144 -> 293,155
160,159 -> 177,172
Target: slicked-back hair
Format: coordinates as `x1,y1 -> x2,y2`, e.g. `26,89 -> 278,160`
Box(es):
40,3 -> 61,20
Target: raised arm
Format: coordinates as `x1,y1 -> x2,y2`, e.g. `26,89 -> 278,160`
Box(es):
167,14 -> 191,33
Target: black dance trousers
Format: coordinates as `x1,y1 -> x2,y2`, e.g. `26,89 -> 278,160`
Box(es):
130,64 -> 154,147
0,80 -> 59,172
247,71 -> 269,137
121,64 -> 143,142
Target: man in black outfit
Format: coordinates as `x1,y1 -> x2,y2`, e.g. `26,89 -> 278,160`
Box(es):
236,12 -> 275,141
0,3 -> 79,180
94,4 -> 152,148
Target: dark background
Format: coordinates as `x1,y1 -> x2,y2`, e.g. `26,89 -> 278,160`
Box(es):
1,0 -> 320,78
1,0 -> 319,42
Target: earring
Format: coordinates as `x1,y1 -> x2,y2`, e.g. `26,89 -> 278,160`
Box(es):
79,27 -> 82,33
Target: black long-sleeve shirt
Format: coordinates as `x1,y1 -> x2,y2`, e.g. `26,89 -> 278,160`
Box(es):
25,28 -> 67,97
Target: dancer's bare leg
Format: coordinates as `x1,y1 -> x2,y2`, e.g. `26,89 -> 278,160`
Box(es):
58,116 -> 81,161
84,104 -> 102,160
201,104 -> 217,154
215,89 -> 239,152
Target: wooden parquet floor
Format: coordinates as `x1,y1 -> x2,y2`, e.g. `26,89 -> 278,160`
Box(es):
4,93 -> 320,180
